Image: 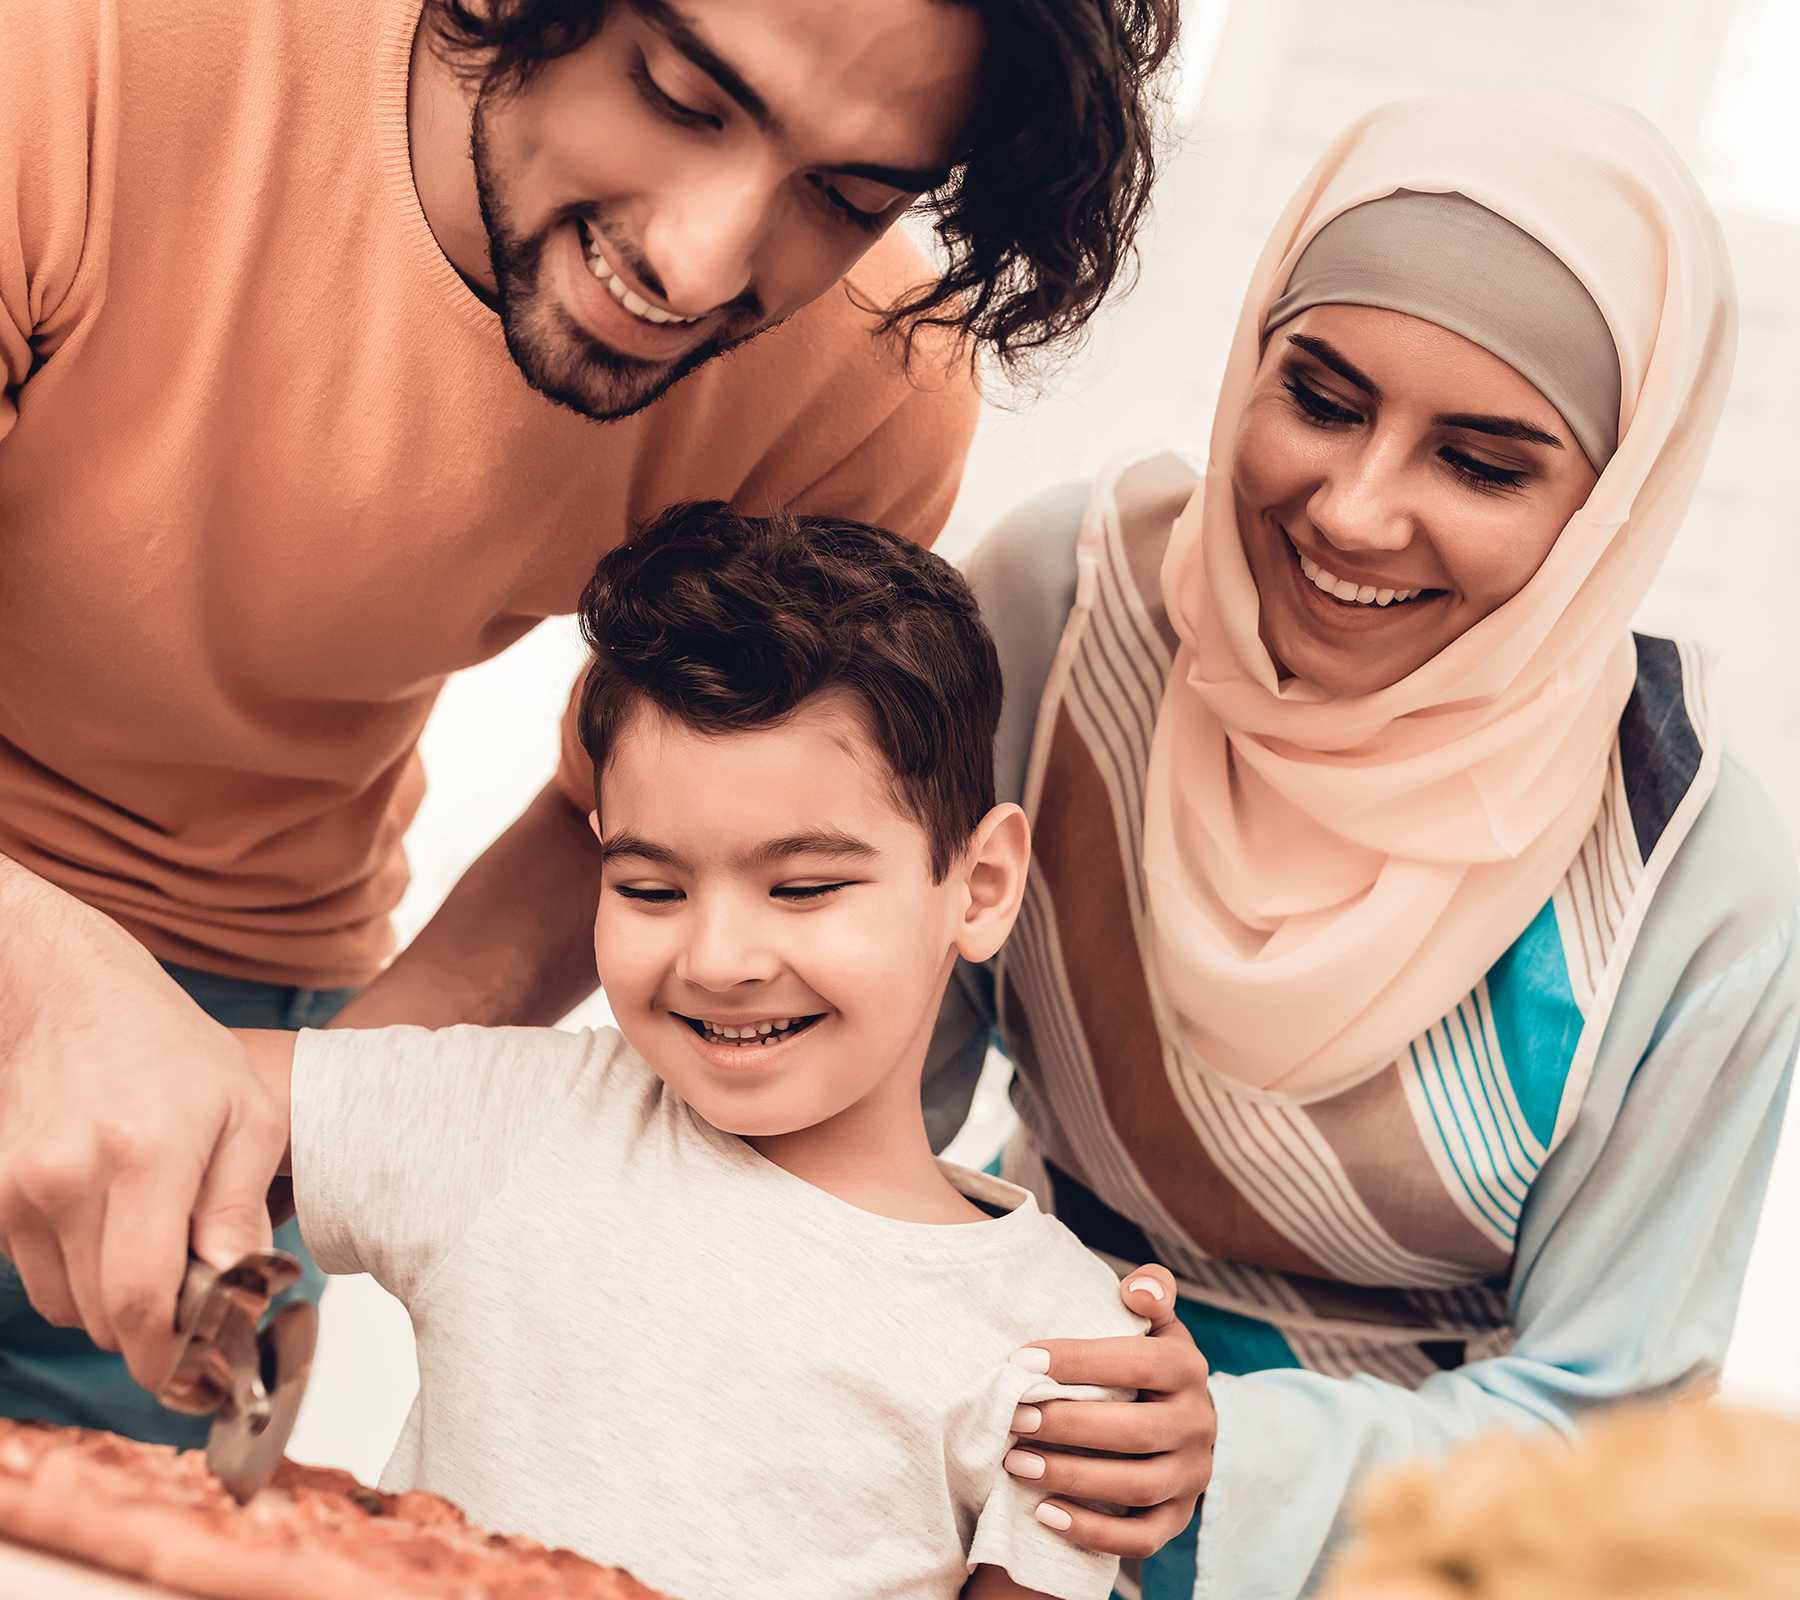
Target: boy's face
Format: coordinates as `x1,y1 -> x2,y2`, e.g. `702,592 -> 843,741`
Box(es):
592,692 -> 998,1143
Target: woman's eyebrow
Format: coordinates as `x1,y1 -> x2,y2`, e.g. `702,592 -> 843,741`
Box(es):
1286,334 -> 1380,399
1434,412 -> 1565,449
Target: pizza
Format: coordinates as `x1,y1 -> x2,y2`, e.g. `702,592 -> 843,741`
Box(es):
0,1417 -> 673,1599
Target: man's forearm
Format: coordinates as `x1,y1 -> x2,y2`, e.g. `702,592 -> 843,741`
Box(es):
327,783 -> 602,1030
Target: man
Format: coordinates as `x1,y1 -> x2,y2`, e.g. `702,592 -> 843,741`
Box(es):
0,0 -> 1174,1441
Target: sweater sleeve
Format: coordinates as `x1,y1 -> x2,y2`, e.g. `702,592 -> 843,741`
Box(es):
0,0 -> 116,447
1191,899 -> 1800,1600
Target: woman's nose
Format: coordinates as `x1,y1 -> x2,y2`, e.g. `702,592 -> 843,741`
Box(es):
1307,441 -> 1419,555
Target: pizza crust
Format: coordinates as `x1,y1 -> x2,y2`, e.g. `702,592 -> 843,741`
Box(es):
0,1419 -> 672,1600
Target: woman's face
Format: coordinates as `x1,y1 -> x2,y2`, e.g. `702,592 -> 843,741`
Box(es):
1232,304 -> 1601,698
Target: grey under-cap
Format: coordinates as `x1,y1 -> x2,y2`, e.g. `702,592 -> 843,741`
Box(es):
1263,189 -> 1621,472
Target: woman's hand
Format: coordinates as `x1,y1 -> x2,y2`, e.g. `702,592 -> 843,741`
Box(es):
1006,1264 -> 1214,1561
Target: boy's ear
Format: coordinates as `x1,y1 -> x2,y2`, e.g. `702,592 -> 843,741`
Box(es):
954,803 -> 1030,965
587,809 -> 601,842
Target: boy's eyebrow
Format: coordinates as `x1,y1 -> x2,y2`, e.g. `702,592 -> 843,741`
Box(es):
745,830 -> 880,868
598,832 -> 690,871
629,0 -> 950,193
597,830 -> 879,872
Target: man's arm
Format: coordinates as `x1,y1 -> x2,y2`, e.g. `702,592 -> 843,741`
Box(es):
0,854 -> 285,1391
325,783 -> 602,1031
960,1566 -> 1058,1600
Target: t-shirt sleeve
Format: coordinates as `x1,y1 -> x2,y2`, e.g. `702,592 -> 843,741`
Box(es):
959,1241 -> 1147,1599
0,0 -> 115,447
291,1024 -> 620,1303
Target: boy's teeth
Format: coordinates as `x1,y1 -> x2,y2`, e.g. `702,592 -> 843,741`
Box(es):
582,240 -> 696,327
701,1017 -> 800,1043
1297,550 -> 1422,607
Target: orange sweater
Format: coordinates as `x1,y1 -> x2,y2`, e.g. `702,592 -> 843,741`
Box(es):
0,0 -> 978,987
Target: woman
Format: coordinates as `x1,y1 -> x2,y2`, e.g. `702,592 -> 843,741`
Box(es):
937,93 -> 1800,1598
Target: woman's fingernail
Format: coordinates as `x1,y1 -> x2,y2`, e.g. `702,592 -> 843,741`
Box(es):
1035,1502 -> 1073,1531
1004,1449 -> 1046,1480
1126,1276 -> 1166,1302
1011,1346 -> 1052,1374
1012,1404 -> 1042,1434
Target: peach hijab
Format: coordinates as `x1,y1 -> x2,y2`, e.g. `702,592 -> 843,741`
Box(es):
1137,93 -> 1737,1099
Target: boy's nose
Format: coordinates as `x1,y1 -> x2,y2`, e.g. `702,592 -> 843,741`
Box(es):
674,911 -> 782,992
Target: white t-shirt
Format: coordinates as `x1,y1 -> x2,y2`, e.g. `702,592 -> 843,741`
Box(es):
292,1024 -> 1144,1600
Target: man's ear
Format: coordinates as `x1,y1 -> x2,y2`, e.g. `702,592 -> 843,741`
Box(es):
954,803 -> 1030,965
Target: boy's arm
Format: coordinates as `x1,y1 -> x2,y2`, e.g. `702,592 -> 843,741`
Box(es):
961,1566 -> 1058,1600
233,1031 -> 298,1174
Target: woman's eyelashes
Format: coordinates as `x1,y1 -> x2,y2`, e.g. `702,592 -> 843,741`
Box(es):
1283,372 -> 1361,426
1281,370 -> 1533,495
1440,448 -> 1529,494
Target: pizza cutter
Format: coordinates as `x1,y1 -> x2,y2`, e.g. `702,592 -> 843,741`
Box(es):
155,1248 -> 317,1505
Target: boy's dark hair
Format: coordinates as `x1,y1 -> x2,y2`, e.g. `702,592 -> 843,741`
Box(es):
577,502 -> 1002,880
430,0 -> 1177,373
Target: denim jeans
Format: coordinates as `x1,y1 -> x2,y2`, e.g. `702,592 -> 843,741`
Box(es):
0,961 -> 355,1444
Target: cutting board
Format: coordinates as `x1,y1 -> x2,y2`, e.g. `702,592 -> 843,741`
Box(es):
0,1535 -> 182,1596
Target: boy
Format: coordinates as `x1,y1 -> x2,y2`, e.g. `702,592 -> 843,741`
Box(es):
237,503 -> 1147,1599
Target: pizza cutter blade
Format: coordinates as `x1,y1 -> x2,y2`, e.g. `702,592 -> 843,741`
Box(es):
156,1249 -> 318,1505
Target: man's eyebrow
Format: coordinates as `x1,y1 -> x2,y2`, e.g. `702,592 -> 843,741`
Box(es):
1433,413 -> 1565,449
745,830 -> 880,869
827,159 -> 953,194
1286,334 -> 1381,400
598,832 -> 690,871
632,0 -> 771,129
631,0 -> 950,194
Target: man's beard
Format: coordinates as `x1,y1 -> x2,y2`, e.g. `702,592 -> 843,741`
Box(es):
469,86 -> 763,423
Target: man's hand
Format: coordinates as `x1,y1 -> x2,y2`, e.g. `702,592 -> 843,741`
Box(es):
1005,1265 -> 1214,1562
0,857 -> 284,1392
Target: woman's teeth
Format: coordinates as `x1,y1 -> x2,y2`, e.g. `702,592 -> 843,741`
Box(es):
582,232 -> 699,327
1298,551 -> 1423,607
700,1017 -> 805,1047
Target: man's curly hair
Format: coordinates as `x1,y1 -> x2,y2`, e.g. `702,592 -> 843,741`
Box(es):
576,502 -> 1002,880
430,0 -> 1178,372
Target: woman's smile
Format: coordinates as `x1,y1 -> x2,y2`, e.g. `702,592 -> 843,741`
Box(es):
1276,521 -> 1449,637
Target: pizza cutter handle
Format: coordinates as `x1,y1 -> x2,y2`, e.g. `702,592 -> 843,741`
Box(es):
160,1248 -> 304,1416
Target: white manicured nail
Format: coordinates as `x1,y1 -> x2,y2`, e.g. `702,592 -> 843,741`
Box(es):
1012,1405 -> 1042,1434
1126,1276 -> 1166,1302
1011,1346 -> 1051,1374
1005,1449 -> 1045,1480
1036,1502 -> 1073,1531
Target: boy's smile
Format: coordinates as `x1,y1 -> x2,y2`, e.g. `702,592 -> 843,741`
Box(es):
591,689 -> 973,1166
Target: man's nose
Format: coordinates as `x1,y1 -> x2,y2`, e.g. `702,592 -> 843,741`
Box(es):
674,901 -> 781,991
1307,438 -> 1419,556
638,169 -> 770,319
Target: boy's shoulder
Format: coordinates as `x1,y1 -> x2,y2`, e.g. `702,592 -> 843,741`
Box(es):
945,1165 -> 1146,1344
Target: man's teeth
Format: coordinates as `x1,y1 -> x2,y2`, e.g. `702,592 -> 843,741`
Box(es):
582,236 -> 698,326
700,1018 -> 804,1046
1298,551 -> 1422,607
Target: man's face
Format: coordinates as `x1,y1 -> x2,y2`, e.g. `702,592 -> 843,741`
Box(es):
591,693 -> 967,1148
471,0 -> 985,421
